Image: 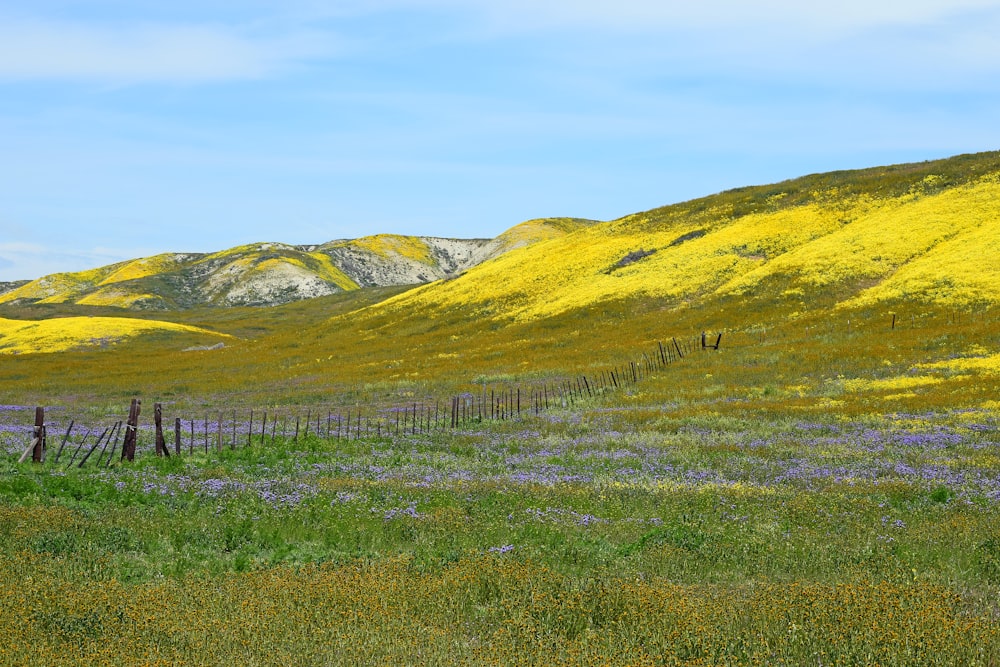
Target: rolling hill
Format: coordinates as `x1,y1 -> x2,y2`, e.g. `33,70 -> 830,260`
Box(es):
371,151 -> 1000,325
0,315 -> 230,355
0,218 -> 598,311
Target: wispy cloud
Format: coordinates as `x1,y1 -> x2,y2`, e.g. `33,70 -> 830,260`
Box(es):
375,0 -> 1000,33
0,241 -> 153,282
0,18 -> 339,83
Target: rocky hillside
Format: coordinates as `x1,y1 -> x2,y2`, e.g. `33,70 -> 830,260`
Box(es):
0,219 -> 597,310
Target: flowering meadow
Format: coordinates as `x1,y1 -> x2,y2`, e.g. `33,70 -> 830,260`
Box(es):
3,349 -> 1000,664
3,153 -> 1000,663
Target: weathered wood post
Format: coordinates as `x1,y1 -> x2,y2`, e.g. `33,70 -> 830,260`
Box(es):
174,418 -> 181,455
154,403 -> 169,457
121,399 -> 140,462
18,407 -> 43,464
32,407 -> 46,463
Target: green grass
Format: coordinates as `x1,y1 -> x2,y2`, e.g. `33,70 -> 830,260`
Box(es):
3,379 -> 1000,663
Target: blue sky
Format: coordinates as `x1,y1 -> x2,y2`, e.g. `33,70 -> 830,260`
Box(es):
2,1 -> 999,281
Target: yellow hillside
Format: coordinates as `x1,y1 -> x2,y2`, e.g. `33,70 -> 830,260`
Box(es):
0,264 -> 126,305
97,254 -> 191,286
0,316 -> 231,355
376,173 -> 1000,321
341,234 -> 435,264
492,218 -> 599,253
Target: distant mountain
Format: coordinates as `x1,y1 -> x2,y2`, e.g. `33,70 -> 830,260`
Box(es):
0,219 -> 598,310
0,281 -> 29,295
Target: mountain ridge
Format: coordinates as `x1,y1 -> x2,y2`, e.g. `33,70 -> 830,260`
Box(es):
0,218 -> 599,310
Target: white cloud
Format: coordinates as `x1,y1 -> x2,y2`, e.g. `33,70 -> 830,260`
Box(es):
0,18 -> 339,83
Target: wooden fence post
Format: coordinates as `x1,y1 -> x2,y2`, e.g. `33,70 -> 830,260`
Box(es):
154,403 -> 169,457
174,418 -> 181,455
32,407 -> 45,463
121,399 -> 140,462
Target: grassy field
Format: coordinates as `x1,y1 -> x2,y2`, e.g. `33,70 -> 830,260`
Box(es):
2,301 -> 999,664
2,153 -> 1000,664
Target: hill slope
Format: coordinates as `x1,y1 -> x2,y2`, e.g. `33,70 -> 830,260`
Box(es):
371,152 -> 1000,323
0,316 -> 230,355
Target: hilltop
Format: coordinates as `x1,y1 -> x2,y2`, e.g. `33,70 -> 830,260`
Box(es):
0,218 -> 598,310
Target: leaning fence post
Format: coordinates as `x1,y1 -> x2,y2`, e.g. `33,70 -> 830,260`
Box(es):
101,421 -> 122,467
53,420 -> 74,464
66,428 -> 91,468
78,426 -> 110,468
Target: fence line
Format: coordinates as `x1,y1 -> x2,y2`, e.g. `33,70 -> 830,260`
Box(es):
6,332 -> 721,467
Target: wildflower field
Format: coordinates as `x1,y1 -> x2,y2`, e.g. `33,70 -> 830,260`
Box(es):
2,302 -> 1000,665
2,153 -> 1000,664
